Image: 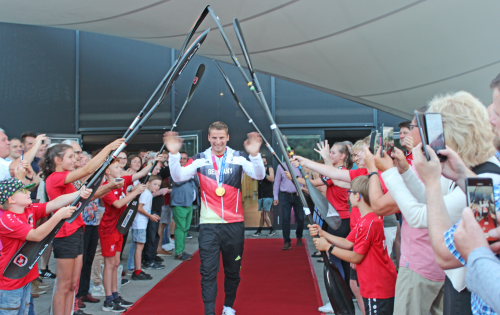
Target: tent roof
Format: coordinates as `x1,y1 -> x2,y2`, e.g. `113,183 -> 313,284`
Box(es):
2,0 -> 500,119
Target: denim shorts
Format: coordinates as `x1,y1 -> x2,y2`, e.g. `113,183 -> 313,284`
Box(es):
0,283 -> 31,315
131,229 -> 146,244
258,198 -> 273,212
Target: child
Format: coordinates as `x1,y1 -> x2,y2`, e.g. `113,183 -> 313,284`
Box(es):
129,175 -> 162,280
42,139 -> 123,315
309,176 -> 397,315
0,178 -> 91,315
99,157 -> 159,312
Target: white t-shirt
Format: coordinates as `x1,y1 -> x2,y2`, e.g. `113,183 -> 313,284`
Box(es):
131,189 -> 152,230
0,158 -> 12,181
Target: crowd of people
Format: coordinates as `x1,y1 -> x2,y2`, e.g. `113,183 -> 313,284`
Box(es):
1,72 -> 500,315
0,131 -> 200,314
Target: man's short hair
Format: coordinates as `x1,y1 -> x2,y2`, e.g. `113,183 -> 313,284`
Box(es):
179,151 -> 188,156
351,176 -> 371,206
398,121 -> 411,130
490,73 -> 500,90
208,121 -> 228,135
61,140 -> 78,146
138,149 -> 148,154
20,132 -> 37,144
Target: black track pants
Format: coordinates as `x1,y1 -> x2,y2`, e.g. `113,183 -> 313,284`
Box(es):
199,222 -> 244,315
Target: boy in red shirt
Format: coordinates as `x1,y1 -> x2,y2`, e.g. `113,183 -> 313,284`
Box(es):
0,178 -> 91,315
99,158 -> 156,312
309,176 -> 397,315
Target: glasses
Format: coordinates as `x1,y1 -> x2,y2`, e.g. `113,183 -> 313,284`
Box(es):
409,124 -> 418,131
12,188 -> 28,196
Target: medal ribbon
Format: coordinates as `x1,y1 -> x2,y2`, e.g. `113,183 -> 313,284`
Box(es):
211,149 -> 227,188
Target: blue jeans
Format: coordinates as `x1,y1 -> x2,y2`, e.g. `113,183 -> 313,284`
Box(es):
28,297 -> 34,315
279,191 -> 304,243
127,240 -> 136,271
0,283 -> 31,315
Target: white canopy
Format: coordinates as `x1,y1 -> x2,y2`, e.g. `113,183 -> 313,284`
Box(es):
2,0 -> 500,119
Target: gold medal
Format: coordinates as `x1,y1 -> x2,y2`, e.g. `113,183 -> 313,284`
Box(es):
216,187 -> 225,197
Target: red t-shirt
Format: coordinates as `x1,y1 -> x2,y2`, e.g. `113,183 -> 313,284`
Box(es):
347,212 -> 397,299
46,171 -> 84,238
100,175 -> 133,236
321,166 -> 350,219
0,203 -> 48,290
406,151 -> 413,166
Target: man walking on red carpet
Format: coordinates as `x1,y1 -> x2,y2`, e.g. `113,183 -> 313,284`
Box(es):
165,121 -> 265,315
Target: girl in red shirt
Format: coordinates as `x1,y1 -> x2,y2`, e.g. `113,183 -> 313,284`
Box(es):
41,139 -> 123,315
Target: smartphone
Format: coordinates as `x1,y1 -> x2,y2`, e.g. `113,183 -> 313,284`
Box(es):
466,178 -> 497,243
115,178 -> 124,182
369,130 -> 380,154
149,151 -> 157,157
383,126 -> 395,157
425,113 -> 447,162
414,110 -> 430,161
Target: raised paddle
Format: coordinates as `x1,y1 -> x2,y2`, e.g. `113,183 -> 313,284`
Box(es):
3,29 -> 209,280
116,63 -> 206,234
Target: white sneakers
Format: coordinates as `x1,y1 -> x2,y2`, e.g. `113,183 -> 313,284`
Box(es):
92,284 -> 106,297
318,302 -> 334,313
222,306 -> 236,315
162,243 -> 174,251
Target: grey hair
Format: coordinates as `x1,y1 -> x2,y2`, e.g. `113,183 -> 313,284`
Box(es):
82,151 -> 91,159
343,141 -> 354,147
61,139 -> 79,146
0,128 -> 5,134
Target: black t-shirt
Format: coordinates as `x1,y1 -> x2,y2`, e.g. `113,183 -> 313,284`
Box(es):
258,166 -> 274,199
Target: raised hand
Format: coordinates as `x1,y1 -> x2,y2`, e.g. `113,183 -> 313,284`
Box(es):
313,237 -> 330,251
308,224 -> 323,237
107,138 -> 126,151
392,147 -> 410,174
363,147 -> 377,172
244,132 -> 262,157
454,207 -> 490,261
374,146 -> 396,172
405,136 -> 414,150
14,165 -> 27,181
35,134 -> 48,145
290,155 -> 306,167
56,206 -> 77,220
413,143 -> 442,185
314,140 -> 331,161
164,131 -> 184,155
135,184 -> 147,195
79,186 -> 93,199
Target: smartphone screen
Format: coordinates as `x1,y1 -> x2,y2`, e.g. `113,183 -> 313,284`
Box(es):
382,126 -> 394,157
369,130 -> 380,154
414,110 -> 430,161
149,152 -> 156,157
115,178 -> 124,182
425,113 -> 446,159
466,178 -> 497,242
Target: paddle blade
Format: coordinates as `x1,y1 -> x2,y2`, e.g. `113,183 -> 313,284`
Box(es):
186,63 -> 206,102
3,220 -> 65,279
116,196 -> 140,235
233,18 -> 255,73
323,255 -> 356,315
178,6 -> 209,59
67,171 -> 105,223
305,178 -> 341,230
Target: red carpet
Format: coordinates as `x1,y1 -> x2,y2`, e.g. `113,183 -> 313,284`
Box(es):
125,238 -> 324,315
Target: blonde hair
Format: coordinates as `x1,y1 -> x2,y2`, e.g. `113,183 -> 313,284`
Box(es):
352,140 -> 364,154
427,91 -> 495,168
208,121 -> 228,135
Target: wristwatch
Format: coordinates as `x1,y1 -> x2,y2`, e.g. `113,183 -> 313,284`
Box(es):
25,175 -> 33,181
328,244 -> 335,254
368,172 -> 378,178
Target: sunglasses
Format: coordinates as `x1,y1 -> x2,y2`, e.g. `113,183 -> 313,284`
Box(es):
347,190 -> 358,195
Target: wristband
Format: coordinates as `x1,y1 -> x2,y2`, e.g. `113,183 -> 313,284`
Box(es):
368,172 -> 378,178
328,244 -> 335,254
25,175 -> 33,181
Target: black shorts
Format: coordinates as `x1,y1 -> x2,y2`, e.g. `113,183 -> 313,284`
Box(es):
363,296 -> 394,315
53,227 -> 84,259
350,266 -> 357,281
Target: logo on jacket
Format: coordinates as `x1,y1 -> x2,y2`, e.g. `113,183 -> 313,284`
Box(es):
27,214 -> 33,227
